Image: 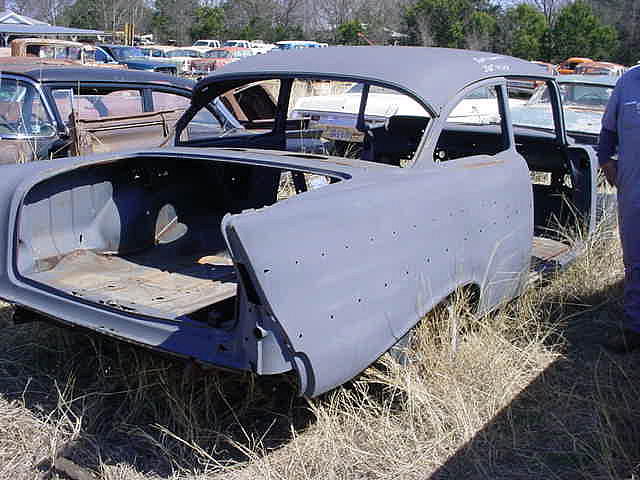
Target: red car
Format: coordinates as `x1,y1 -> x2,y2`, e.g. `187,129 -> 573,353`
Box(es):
191,47 -> 252,75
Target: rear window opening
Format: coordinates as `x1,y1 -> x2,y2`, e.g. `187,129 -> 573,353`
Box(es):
16,155 -> 342,325
178,77 -> 433,168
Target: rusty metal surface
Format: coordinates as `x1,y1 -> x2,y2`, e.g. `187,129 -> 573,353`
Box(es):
70,109 -> 185,155
32,250 -> 236,320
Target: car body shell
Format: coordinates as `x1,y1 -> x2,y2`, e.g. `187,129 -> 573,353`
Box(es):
0,47 -> 600,398
0,64 -> 229,163
10,38 -> 126,69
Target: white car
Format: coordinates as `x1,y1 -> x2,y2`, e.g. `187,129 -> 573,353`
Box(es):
290,84 -> 525,142
250,40 -> 276,54
166,47 -> 211,74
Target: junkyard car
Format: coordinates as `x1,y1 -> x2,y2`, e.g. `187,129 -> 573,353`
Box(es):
9,38 -> 125,69
575,61 -> 627,77
193,39 -> 221,49
11,38 -> 83,61
0,48 -> 598,398
191,47 -> 252,75
557,57 -> 594,75
510,74 -> 617,145
0,63 -> 239,163
94,45 -> 178,75
165,47 -> 211,75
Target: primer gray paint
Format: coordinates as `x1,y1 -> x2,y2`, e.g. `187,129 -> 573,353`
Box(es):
0,47 -> 599,397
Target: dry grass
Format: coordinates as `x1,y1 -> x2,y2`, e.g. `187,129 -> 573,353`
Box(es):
0,206 -> 636,479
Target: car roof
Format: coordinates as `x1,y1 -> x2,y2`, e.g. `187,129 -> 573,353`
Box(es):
0,63 -> 195,89
195,46 -> 549,115
557,74 -> 618,86
564,57 -> 593,63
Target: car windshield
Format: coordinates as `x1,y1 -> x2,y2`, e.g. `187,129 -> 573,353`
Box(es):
224,41 -> 244,47
528,82 -> 613,110
205,49 -> 230,58
110,46 -> 146,60
511,81 -> 613,134
167,49 -> 201,58
0,78 -> 53,137
193,41 -> 209,47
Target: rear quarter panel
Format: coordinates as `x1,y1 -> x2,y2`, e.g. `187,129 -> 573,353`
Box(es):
223,152 -> 533,397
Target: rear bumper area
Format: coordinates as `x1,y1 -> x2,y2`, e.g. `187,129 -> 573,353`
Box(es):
0,280 -> 253,372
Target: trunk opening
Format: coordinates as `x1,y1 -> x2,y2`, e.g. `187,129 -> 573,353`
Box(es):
16,154 -> 341,324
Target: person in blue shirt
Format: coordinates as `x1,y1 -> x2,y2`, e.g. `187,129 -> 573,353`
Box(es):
599,67 -> 640,352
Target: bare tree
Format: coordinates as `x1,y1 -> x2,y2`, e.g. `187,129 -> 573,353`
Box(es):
12,0 -> 73,24
527,0 -> 568,23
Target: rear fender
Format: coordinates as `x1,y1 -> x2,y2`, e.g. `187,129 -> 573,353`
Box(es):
221,158 -> 532,397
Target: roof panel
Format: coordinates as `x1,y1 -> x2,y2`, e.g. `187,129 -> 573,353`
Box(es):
0,24 -> 103,35
199,46 -> 551,114
0,64 -> 194,89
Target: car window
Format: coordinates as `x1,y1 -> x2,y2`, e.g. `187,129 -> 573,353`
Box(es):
179,79 -> 280,142
53,86 -> 144,123
511,80 -> 611,134
436,84 -> 508,162
206,50 -> 230,58
95,49 -> 108,62
0,78 -> 54,138
289,78 -> 430,166
167,49 -> 201,58
446,85 -> 503,125
151,91 -> 190,112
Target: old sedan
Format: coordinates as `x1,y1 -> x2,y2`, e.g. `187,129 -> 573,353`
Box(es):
0,47 -> 598,397
0,63 -> 240,163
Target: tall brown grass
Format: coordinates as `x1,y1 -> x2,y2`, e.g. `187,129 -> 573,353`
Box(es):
0,205 -> 634,479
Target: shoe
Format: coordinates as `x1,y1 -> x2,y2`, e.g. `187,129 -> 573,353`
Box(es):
603,329 -> 640,354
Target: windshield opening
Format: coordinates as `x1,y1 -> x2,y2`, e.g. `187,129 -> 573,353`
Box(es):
0,78 -> 54,138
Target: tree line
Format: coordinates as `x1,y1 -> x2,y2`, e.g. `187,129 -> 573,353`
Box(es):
18,0 -> 637,64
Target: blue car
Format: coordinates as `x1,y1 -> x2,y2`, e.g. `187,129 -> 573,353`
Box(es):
95,45 -> 178,75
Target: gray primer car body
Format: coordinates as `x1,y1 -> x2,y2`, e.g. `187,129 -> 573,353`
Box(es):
0,47 -> 598,397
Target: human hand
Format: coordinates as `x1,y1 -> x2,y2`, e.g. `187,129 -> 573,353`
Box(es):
601,160 -> 617,187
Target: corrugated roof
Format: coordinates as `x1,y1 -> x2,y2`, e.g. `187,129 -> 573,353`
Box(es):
0,10 -> 102,36
0,24 -> 103,35
0,10 -> 47,25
